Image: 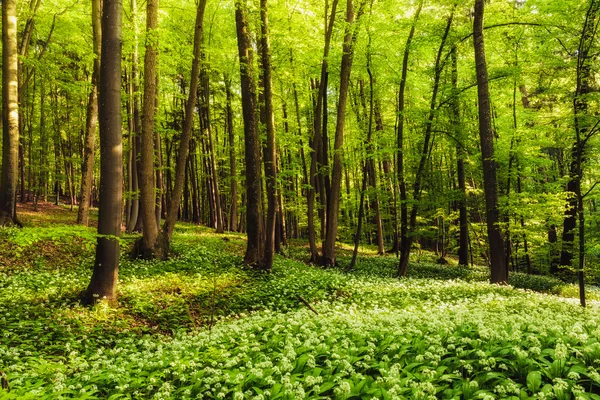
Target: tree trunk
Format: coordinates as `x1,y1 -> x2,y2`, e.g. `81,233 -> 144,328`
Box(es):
162,0 -> 207,241
77,0 -> 102,226
259,0 -> 277,272
83,0 -> 123,305
474,0 -> 507,284
398,8 -> 451,277
235,0 -> 263,266
199,66 -> 224,233
135,0 -> 165,259
0,0 -> 21,227
225,76 -> 238,232
321,0 -> 361,266
396,1 -> 422,274
307,0 -> 338,262
450,47 -> 469,266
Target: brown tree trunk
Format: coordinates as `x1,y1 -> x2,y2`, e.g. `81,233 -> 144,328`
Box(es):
321,0 -> 361,266
199,66 -> 224,233
225,76 -> 238,232
396,0 -> 422,274
451,47 -> 469,266
235,0 -> 263,266
77,0 -> 102,226
307,0 -> 338,262
474,0 -> 507,283
162,0 -> 207,241
0,0 -> 21,227
259,0 -> 277,271
398,7 -> 451,277
83,0 -> 123,305
135,0 -> 164,259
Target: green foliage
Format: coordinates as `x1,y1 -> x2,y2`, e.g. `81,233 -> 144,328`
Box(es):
2,224 -> 600,399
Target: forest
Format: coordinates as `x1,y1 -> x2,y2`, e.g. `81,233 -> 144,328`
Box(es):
2,0 -> 600,398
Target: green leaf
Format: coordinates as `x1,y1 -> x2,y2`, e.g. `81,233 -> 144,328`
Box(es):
527,371 -> 542,392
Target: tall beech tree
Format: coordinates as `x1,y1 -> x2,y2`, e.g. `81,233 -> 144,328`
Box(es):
0,0 -> 21,227
321,0 -> 361,266
260,0 -> 278,272
395,0 -> 422,275
306,0 -> 339,262
451,46 -> 469,267
236,0 -> 263,266
162,0 -> 207,243
473,0 -> 507,284
77,0 -> 102,226
135,0 -> 162,259
83,0 -> 123,304
225,76 -> 238,232
397,9 -> 453,277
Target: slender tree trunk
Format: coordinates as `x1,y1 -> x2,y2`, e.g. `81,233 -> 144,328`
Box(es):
162,0 -> 207,241
307,0 -> 338,262
225,76 -> 238,232
77,0 -> 102,226
451,47 -> 469,266
396,1 -> 422,274
0,0 -> 21,227
154,75 -> 163,229
321,0 -> 361,266
474,0 -> 507,283
201,79 -> 224,233
365,68 -> 384,255
235,0 -> 263,266
398,9 -> 452,276
135,0 -> 164,259
259,0 -> 278,271
83,0 -> 123,304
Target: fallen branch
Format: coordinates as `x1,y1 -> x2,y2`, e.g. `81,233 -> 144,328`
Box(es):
297,295 -> 319,315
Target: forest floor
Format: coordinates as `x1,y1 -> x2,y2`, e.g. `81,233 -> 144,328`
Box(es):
2,203 -> 600,399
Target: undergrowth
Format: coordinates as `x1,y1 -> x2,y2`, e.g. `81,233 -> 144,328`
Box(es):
1,214 -> 600,399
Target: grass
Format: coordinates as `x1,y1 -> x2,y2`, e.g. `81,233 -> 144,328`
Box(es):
1,203 -> 600,399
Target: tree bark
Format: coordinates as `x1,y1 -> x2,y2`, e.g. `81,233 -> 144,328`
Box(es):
0,0 -> 21,227
83,0 -> 123,305
307,0 -> 338,262
225,76 -> 238,232
199,64 -> 224,233
450,47 -> 469,266
321,0 -> 361,266
162,0 -> 207,241
396,1 -> 422,273
135,0 -> 164,259
474,0 -> 507,284
235,0 -> 263,266
77,0 -> 102,226
260,0 -> 277,271
398,8 -> 452,277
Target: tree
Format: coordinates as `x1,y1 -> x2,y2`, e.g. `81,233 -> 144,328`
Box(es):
83,0 -> 123,304
260,0 -> 277,272
77,0 -> 102,226
307,0 -> 339,262
235,0 -> 263,266
225,76 -> 238,232
564,0 -> 600,307
0,0 -> 21,227
473,0 -> 507,284
162,0 -> 207,243
135,0 -> 163,259
396,0 -> 422,273
397,8 -> 452,277
321,0 -> 361,267
451,46 -> 469,267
